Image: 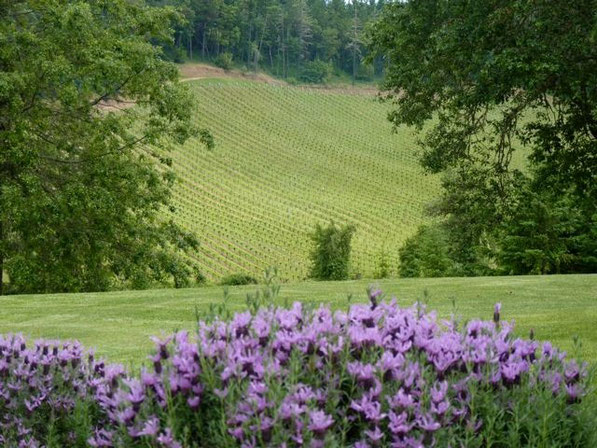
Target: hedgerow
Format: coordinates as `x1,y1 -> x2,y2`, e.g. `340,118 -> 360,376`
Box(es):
1,293 -> 595,447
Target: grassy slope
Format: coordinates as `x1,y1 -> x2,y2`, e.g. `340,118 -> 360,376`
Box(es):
1,275 -> 595,369
169,78 -> 441,282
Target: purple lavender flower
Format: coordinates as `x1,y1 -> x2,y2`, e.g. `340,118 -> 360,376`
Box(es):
187,395 -> 200,409
364,426 -> 384,445
430,381 -> 448,403
350,395 -> 386,423
548,371 -> 563,394
387,388 -> 416,410
308,410 -> 334,438
124,378 -> 145,410
348,361 -> 376,388
565,383 -> 583,403
87,428 -> 114,447
157,428 -> 182,448
138,416 -> 160,437
388,411 -> 412,435
231,311 -> 252,338
117,407 -> 136,426
565,360 -> 580,383
416,412 -> 440,432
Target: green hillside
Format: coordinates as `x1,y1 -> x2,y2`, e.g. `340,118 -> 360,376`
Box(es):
170,78 -> 441,282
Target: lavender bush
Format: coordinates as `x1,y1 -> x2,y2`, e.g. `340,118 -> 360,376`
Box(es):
1,292 -> 595,447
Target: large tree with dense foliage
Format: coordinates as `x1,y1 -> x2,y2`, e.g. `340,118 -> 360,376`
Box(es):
0,0 -> 212,294
369,0 -> 597,275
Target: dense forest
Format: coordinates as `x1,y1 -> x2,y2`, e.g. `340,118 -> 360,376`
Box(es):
149,0 -> 385,81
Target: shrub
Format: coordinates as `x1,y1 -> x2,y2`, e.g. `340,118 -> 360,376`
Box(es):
299,60 -> 333,84
214,52 -> 234,71
374,246 -> 391,279
1,295 -> 596,447
399,224 -> 454,278
220,273 -> 258,286
309,221 -> 356,280
0,336 -> 114,447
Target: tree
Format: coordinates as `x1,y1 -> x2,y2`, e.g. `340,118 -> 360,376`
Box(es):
398,225 -> 454,278
309,221 -> 355,280
369,0 -> 597,274
0,0 -> 212,294
499,183 -> 597,275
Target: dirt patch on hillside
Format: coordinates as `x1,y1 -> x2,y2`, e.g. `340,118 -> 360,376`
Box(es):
179,63 -> 285,85
179,63 -> 379,96
96,64 -> 378,113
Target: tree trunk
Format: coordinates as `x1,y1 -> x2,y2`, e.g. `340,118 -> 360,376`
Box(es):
352,46 -> 356,86
202,29 -> 206,59
269,46 -> 273,70
352,2 -> 358,86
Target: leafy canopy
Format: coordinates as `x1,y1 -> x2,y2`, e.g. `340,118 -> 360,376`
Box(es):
370,0 -> 596,182
369,0 -> 597,275
0,0 -> 212,293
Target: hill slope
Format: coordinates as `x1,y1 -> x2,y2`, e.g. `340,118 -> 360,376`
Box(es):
170,78 -> 440,282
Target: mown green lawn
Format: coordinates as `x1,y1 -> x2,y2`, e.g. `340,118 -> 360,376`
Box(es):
0,274 -> 595,370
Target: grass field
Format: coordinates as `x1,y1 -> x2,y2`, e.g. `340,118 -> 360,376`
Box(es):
1,274 -> 595,370
168,78 -> 441,283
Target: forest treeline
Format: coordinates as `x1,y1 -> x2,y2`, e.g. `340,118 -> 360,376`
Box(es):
148,0 -> 385,81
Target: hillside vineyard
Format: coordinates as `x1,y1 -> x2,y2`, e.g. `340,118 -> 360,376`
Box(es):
170,79 -> 441,282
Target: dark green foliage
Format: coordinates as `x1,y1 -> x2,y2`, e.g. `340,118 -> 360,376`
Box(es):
220,273 -> 258,286
355,63 -> 374,82
426,169 -> 506,277
398,225 -> 454,278
299,60 -> 332,84
499,186 -> 597,275
0,0 -> 211,294
214,52 -> 234,71
369,0 -> 597,275
309,221 -> 355,280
